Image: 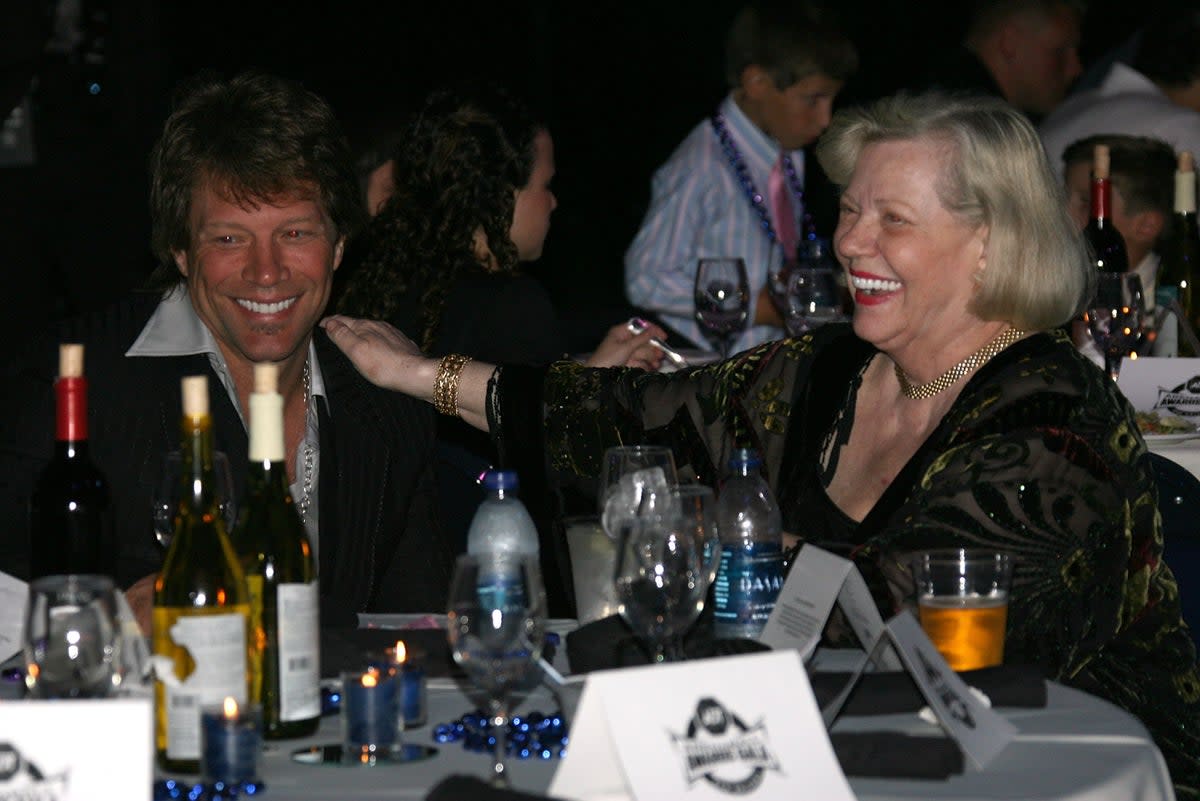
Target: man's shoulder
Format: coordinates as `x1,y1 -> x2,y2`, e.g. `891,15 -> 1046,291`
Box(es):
314,330 -> 436,428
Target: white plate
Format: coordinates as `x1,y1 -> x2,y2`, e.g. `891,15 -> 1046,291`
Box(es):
1144,431 -> 1200,445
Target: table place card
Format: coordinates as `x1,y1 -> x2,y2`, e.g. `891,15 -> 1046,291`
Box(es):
0,571 -> 28,664
1115,356 -> 1200,415
758,544 -> 901,670
885,612 -> 1016,768
549,651 -> 855,801
0,697 -> 152,801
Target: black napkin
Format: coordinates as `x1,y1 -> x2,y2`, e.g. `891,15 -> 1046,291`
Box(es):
831,732 -> 963,779
319,627 -> 461,679
811,664 -> 1047,715
565,615 -> 770,674
426,775 -> 567,801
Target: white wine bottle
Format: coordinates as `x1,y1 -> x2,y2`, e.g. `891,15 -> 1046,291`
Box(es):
153,375 -> 251,773
235,362 -> 320,739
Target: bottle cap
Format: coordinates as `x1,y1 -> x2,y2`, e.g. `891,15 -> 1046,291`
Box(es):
1093,144 -> 1110,179
728,447 -> 762,470
481,470 -> 519,491
58,344 -> 84,378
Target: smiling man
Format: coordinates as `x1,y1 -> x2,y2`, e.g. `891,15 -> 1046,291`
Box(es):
0,71 -> 453,631
624,0 -> 857,355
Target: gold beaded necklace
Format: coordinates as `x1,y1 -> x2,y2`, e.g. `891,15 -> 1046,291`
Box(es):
893,327 -> 1026,400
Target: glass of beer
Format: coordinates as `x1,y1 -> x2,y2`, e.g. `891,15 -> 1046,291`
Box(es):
912,550 -> 1013,671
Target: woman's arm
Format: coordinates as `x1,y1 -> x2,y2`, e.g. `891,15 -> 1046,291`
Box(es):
320,314 -> 665,430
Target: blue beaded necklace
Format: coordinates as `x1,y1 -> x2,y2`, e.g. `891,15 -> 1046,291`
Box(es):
710,112 -> 808,246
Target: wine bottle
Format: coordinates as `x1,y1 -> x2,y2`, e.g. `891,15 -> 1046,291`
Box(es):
1158,151 -> 1200,357
30,343 -> 115,578
1084,144 -> 1130,275
153,375 -> 252,773
234,362 -> 320,739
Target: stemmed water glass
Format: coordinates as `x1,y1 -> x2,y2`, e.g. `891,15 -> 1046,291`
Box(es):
446,553 -> 547,787
598,445 -> 678,541
613,506 -> 714,663
152,450 -> 237,550
23,574 -> 123,698
784,267 -> 847,335
1085,272 -> 1148,381
694,258 -> 750,358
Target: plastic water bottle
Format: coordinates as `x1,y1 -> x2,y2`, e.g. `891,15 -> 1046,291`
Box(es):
466,470 -> 539,612
712,448 -> 784,639
466,470 -> 539,558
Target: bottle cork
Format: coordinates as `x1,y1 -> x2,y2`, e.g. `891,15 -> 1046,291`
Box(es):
253,362 -> 279,395
249,363 -> 285,462
1093,145 -> 1110,180
59,344 -> 84,379
181,375 -> 209,417
1178,151 -> 1197,215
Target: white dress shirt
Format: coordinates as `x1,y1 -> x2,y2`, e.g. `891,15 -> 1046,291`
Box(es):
125,287 -> 326,555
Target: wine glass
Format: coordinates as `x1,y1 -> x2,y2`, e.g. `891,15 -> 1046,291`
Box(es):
152,450 -> 237,550
598,445 -> 678,541
638,483 -> 722,587
694,258 -> 750,358
784,267 -> 846,335
23,574 -> 122,698
446,553 -> 547,787
613,509 -> 713,663
1086,272 -> 1148,381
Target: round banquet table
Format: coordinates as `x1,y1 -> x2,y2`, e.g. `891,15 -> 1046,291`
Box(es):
234,619 -> 1175,801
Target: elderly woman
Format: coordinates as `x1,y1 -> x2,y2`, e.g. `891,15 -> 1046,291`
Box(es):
324,92 -> 1200,794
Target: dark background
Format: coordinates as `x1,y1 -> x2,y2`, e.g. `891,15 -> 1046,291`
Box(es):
3,0 -> 1173,346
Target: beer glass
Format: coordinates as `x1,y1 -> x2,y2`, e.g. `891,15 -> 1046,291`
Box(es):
912,550 -> 1013,671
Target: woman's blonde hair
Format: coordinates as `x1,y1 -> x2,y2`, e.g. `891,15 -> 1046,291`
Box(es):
816,92 -> 1091,330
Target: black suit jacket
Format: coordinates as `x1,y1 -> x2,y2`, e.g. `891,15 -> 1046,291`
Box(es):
0,293 -> 452,621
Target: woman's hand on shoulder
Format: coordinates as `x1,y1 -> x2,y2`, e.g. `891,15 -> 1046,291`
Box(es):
321,315 -> 437,398
586,320 -> 667,370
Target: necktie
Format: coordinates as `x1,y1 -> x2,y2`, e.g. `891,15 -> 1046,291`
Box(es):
769,153 -> 800,262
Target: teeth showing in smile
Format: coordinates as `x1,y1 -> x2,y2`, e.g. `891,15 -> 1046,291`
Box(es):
236,297 -> 297,314
850,276 -> 901,293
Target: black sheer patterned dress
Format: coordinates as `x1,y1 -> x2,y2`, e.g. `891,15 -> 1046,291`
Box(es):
487,323 -> 1200,797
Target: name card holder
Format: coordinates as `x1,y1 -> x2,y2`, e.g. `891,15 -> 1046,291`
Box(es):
1115,356 -> 1200,414
0,698 -> 152,801
550,652 -> 856,801
759,544 -> 901,670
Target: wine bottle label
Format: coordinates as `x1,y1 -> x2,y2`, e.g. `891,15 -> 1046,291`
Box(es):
277,581 -> 320,721
158,610 -> 248,760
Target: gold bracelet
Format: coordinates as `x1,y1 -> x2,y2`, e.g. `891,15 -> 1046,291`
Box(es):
433,354 -> 472,416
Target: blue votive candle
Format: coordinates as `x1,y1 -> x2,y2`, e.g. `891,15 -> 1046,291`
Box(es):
341,667 -> 400,764
200,698 -> 262,785
390,641 -> 428,729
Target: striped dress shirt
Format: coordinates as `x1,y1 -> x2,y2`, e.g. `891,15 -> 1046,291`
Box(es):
624,93 -> 804,354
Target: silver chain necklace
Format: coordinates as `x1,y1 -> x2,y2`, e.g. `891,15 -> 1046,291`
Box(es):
297,359 -> 315,524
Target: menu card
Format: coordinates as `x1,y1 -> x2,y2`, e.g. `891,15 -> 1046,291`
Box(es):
550,651 -> 855,801
0,571 -> 26,664
759,544 -> 901,670
1115,356 -> 1200,415
0,698 -> 152,800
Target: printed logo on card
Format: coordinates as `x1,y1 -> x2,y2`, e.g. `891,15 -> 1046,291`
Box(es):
670,697 -> 780,794
915,649 -> 975,729
1156,378 -> 1200,418
0,742 -> 69,801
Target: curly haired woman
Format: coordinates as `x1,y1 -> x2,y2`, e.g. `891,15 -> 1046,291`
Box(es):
335,86 -> 662,591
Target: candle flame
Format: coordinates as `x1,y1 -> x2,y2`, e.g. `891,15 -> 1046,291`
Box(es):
223,696 -> 239,718
394,640 -> 407,664
362,670 -> 379,688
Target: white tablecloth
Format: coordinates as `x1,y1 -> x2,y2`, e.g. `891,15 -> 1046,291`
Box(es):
1149,438 -> 1200,482
235,625 -> 1175,801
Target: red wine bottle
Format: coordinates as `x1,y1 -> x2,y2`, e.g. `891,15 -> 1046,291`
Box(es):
1158,151 -> 1200,356
1084,144 -> 1130,275
30,343 -> 115,578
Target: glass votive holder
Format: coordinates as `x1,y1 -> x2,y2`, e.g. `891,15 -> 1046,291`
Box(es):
367,641 -> 428,730
341,667 -> 400,765
200,697 -> 262,785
